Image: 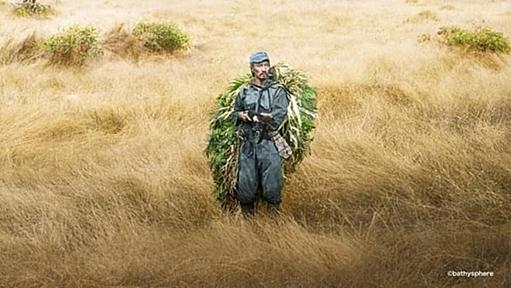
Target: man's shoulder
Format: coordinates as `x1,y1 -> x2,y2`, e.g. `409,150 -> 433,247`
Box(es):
237,84 -> 250,96
271,82 -> 285,89
270,82 -> 288,95
241,80 -> 287,94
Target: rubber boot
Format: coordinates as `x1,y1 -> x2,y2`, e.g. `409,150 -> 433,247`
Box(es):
241,202 -> 255,218
267,202 -> 281,218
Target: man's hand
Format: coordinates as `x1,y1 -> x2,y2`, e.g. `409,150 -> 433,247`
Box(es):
238,111 -> 252,122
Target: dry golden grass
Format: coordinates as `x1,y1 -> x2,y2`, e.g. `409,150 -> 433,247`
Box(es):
1,0 -> 511,287
0,31 -> 42,64
406,10 -> 440,23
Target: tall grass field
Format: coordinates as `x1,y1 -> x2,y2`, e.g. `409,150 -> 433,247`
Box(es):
0,0 -> 510,287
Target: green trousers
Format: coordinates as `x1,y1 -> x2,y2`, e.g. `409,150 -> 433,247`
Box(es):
237,139 -> 282,205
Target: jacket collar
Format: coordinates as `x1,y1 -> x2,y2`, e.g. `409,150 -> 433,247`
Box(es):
250,79 -> 273,91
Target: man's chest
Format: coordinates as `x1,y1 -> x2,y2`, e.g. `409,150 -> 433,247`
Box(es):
241,88 -> 274,112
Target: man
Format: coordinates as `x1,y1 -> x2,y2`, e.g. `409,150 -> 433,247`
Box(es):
232,51 -> 289,217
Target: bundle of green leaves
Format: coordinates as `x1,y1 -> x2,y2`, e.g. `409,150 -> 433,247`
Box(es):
42,25 -> 102,66
205,63 -> 317,210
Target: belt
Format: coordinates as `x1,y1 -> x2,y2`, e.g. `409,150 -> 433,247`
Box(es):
240,130 -> 272,143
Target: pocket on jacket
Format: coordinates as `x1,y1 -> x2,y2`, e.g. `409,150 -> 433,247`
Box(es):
244,102 -> 256,112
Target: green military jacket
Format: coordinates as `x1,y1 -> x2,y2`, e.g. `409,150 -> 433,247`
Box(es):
232,79 -> 289,141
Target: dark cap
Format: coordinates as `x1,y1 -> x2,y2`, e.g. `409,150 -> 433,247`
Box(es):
249,51 -> 270,64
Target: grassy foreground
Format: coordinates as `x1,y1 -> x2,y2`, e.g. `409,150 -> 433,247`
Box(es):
0,0 -> 510,287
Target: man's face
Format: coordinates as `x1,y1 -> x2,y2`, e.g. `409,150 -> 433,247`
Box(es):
252,61 -> 270,81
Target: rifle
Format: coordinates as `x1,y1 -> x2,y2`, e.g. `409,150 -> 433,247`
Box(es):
246,110 -> 292,159
247,111 -> 272,125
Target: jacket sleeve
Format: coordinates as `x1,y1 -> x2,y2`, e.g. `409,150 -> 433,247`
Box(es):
271,87 -> 289,131
231,89 -> 244,126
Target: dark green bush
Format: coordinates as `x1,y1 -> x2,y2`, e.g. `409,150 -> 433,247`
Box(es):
132,22 -> 190,53
42,26 -> 102,66
438,26 -> 510,53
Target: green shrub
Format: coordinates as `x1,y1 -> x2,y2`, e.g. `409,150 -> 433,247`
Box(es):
13,1 -> 54,17
132,22 -> 190,53
42,26 -> 103,66
438,26 -> 510,53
